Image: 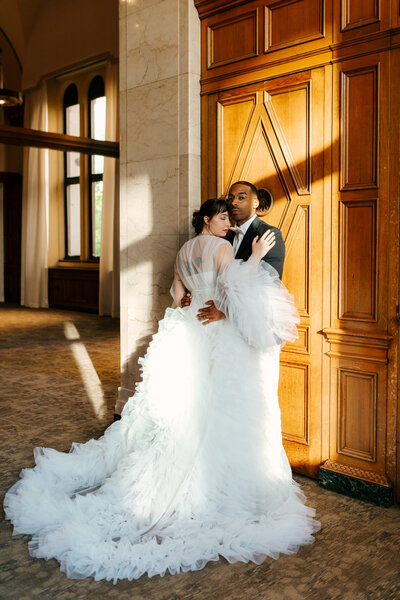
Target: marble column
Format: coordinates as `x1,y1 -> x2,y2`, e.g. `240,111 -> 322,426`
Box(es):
116,0 -> 201,413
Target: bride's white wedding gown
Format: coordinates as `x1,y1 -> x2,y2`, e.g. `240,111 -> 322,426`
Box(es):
4,235 -> 319,582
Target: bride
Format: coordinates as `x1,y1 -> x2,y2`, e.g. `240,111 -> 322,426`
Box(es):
4,198 -> 319,582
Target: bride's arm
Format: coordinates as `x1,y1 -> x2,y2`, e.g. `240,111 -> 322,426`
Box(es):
196,243 -> 234,325
197,233 -> 277,324
216,230 -> 276,274
216,242 -> 235,273
170,263 -> 186,308
214,233 -> 298,349
197,235 -> 275,324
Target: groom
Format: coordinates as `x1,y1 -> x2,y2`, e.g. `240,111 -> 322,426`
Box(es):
185,180 -> 286,324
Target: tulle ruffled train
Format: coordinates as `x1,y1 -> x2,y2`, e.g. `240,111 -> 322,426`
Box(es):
4,236 -> 320,582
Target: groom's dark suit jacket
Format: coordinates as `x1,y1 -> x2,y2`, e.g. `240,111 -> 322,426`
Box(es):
225,216 -> 285,279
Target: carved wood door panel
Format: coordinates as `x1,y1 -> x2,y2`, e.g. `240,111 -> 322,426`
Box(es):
204,68 -> 326,477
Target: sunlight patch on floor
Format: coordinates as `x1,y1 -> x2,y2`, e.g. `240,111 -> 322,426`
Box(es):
64,321 -> 107,420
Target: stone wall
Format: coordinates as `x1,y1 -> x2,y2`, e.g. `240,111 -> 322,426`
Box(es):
117,0 -> 201,412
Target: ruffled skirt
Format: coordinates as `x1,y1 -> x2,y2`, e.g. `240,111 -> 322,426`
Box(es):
4,306 -> 319,582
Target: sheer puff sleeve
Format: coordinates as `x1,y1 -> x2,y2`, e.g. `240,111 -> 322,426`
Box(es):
214,252 -> 299,351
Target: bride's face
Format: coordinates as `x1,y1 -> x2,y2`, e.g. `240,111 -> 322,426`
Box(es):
204,211 -> 230,237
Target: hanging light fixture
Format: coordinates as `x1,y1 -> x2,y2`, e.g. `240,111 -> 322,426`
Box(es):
0,50 -> 23,107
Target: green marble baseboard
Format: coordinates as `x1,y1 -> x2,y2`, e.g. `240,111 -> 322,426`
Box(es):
319,461 -> 394,508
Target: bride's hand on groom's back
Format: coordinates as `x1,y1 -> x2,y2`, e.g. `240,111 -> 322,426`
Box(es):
180,292 -> 192,308
251,230 -> 276,261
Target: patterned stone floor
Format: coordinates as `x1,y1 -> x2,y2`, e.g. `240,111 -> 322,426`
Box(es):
0,304 -> 399,599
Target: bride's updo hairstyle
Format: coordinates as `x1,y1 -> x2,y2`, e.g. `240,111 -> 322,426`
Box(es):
192,198 -> 229,234
231,180 -> 273,214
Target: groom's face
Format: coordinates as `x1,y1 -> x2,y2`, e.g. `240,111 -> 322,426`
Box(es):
227,184 -> 258,226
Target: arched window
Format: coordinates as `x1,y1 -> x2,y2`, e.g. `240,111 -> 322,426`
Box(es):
88,75 -> 106,258
63,84 -> 80,257
61,74 -> 106,262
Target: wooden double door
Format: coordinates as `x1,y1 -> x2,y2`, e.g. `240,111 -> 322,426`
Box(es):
203,68 -> 327,477
197,0 -> 400,500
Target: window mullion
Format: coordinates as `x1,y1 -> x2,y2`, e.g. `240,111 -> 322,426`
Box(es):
65,176 -> 80,185
90,173 -> 103,182
80,97 -> 89,262
63,84 -> 80,259
88,78 -> 106,260
80,152 -> 89,262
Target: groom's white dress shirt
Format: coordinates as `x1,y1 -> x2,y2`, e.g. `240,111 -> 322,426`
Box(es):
231,214 -> 257,256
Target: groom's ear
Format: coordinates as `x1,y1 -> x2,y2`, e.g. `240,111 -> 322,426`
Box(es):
250,194 -> 258,211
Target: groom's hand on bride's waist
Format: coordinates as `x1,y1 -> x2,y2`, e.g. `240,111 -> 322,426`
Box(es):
197,301 -> 226,325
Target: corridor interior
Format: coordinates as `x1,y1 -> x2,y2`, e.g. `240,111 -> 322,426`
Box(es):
0,305 -> 399,600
